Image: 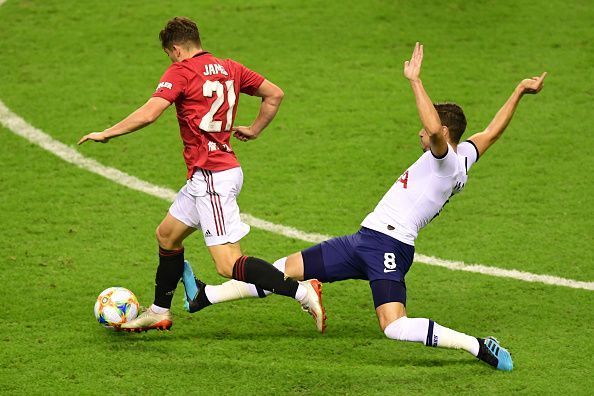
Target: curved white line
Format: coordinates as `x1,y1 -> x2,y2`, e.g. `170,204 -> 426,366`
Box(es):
1,100 -> 592,291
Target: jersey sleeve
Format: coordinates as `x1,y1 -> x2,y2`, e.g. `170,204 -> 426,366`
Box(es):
457,140 -> 480,172
429,144 -> 458,177
228,59 -> 265,95
152,63 -> 189,103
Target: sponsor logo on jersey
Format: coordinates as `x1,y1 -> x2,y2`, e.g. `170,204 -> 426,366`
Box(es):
203,63 -> 229,76
207,141 -> 232,153
205,229 -> 212,237
156,81 -> 173,91
208,141 -> 218,152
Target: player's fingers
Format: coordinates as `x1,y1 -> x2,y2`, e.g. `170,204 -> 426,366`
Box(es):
77,136 -> 87,145
540,71 -> 548,80
233,126 -> 248,133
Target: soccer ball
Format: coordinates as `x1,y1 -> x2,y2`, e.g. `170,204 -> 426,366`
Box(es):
94,287 -> 139,328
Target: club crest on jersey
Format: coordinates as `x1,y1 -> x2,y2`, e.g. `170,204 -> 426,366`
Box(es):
203,63 -> 229,76
156,81 -> 173,91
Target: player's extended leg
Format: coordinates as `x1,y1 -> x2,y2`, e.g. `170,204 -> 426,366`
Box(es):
184,247 -> 325,332
182,251 -> 304,309
374,283 -> 513,371
183,233 -> 365,333
121,213 -> 196,332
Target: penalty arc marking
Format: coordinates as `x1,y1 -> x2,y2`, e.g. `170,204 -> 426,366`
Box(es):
1,100 -> 592,291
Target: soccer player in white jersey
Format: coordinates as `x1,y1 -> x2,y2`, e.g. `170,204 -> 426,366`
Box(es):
182,43 -> 546,370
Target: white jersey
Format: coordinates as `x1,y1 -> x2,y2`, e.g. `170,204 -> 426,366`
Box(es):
361,141 -> 479,245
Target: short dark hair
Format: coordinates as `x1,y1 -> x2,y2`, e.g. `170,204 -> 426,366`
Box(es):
159,17 -> 201,50
434,103 -> 467,144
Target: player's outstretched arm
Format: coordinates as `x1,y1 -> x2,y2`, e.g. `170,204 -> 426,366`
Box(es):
467,72 -> 547,157
77,97 -> 170,145
232,80 -> 284,142
404,42 -> 448,157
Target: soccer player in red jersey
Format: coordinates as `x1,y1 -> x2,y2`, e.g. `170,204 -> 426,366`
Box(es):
78,17 -> 325,332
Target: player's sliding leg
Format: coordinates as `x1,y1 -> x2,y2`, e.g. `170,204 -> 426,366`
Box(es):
121,214 -> 196,332
185,230 -> 375,331
185,248 -> 326,333
182,257 -> 289,312
375,285 -> 513,371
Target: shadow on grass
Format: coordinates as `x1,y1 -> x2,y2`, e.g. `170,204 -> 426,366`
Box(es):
95,327 -> 481,371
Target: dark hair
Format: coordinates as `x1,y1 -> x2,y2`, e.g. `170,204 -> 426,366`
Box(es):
159,17 -> 201,50
434,103 -> 467,144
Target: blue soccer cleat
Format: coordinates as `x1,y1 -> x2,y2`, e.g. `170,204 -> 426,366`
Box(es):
181,260 -> 211,313
477,336 -> 513,371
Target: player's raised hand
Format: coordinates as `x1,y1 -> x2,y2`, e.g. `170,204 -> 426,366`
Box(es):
78,132 -> 110,145
519,72 -> 547,94
232,126 -> 260,142
404,42 -> 423,82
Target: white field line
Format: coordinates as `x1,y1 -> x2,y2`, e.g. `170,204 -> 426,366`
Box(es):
1,103 -> 593,291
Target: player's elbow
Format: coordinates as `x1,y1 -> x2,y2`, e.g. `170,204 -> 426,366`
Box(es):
268,87 -> 284,105
424,124 -> 443,137
275,87 -> 285,100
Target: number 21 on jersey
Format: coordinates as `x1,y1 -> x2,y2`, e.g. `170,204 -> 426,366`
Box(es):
199,80 -> 237,133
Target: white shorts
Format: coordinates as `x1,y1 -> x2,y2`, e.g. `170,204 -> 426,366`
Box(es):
169,167 -> 250,247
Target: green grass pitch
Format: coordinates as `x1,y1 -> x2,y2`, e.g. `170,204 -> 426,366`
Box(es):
0,0 -> 593,394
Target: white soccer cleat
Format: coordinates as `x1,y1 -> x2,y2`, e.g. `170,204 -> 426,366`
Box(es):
299,279 -> 327,334
119,307 -> 173,333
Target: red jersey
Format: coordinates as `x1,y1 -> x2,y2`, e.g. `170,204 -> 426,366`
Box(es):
152,52 -> 265,178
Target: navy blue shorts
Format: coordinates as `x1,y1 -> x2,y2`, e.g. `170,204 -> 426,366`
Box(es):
301,227 -> 415,307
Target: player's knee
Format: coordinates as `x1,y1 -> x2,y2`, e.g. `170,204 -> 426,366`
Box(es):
155,225 -> 176,250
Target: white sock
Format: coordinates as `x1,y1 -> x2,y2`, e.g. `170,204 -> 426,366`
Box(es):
432,321 -> 480,356
204,257 -> 287,303
384,316 -> 480,357
150,304 -> 169,314
294,284 -> 308,302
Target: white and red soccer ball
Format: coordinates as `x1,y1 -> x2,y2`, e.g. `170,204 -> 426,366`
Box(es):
94,287 -> 139,328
